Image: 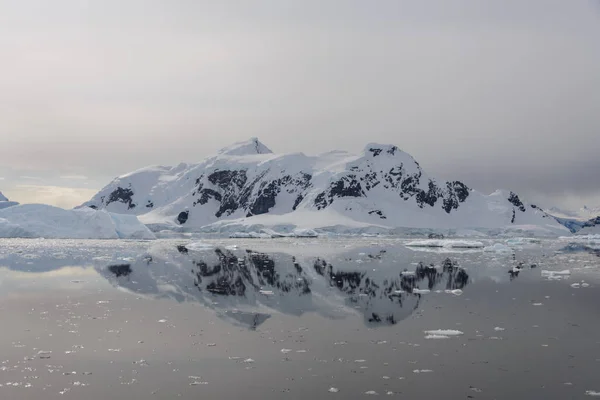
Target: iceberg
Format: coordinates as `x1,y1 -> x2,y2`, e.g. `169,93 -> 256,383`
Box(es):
0,204 -> 155,239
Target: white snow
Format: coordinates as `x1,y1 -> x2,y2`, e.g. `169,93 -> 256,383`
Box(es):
406,240 -> 485,249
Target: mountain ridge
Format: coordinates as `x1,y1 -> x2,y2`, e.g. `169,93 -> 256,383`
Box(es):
81,138 -> 567,236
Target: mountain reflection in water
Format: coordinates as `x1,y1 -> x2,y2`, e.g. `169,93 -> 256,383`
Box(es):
100,245 -> 470,328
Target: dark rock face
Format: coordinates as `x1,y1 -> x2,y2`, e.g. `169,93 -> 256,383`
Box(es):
105,187 -> 136,210
108,264 -> 132,277
177,211 -> 189,224
508,192 -> 526,212
368,210 -> 386,219
192,169 -> 312,218
428,233 -> 444,239
314,160 -> 470,213
315,175 -> 364,210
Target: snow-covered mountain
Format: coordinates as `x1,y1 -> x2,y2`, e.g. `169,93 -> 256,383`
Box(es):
547,205 -> 600,221
81,138 -> 567,236
0,191 -> 19,210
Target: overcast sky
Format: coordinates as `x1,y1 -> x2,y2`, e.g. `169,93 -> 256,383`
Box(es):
1,0 -> 599,210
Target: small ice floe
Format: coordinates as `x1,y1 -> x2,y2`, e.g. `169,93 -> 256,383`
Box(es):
243,358 -> 255,363
445,289 -> 463,296
158,319 -> 167,323
108,349 -> 121,352
37,351 -> 52,359
296,350 -> 307,353
425,334 -> 450,339
413,369 -> 433,373
206,343 -> 216,347
189,381 -> 208,386
413,289 -> 430,294
582,283 -> 590,287
470,386 -> 483,393
328,387 -> 339,393
424,329 -> 463,337
571,283 -> 581,288
401,271 -> 416,276
259,290 -> 274,296
585,391 -> 600,397
365,390 -> 378,395
532,303 -> 543,306
541,270 -> 571,278
494,327 -> 505,331
484,243 -> 512,253
405,240 -> 484,249
281,349 -> 292,354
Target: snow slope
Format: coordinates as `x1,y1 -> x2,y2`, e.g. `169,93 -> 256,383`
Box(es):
0,191 -> 19,210
81,138 -> 568,236
0,204 -> 155,239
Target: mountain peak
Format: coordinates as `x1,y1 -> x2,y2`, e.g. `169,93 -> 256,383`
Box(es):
218,137 -> 273,156
0,191 -> 8,202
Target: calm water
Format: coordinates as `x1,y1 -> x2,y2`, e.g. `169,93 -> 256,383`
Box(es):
0,237 -> 599,399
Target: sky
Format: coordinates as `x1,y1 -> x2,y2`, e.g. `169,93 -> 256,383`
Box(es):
1,0 -> 599,210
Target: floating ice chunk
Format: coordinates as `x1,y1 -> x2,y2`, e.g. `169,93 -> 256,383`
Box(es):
445,289 -> 463,295
158,319 -> 167,323
413,289 -> 430,294
401,271 -> 415,276
484,243 -> 512,253
328,387 -> 339,393
425,334 -> 450,340
280,349 -> 292,354
424,330 -> 463,336
365,390 -> 378,395
541,270 -> 571,276
494,327 -> 505,331
532,303 -> 543,306
571,283 -> 581,288
413,369 -> 433,373
585,391 -> 600,397
406,240 -> 484,249
259,290 -> 274,295
185,241 -> 214,251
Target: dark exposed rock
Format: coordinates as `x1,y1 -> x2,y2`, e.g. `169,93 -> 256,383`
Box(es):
176,245 -> 188,254
368,210 -> 386,219
511,209 -> 516,224
428,233 -> 444,239
108,264 -> 132,277
208,170 -> 248,188
106,187 -> 136,209
146,201 -> 154,208
508,192 -> 526,212
177,211 -> 189,224
369,148 -> 382,157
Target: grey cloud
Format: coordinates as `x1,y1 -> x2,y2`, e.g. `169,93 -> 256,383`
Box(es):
0,0 -> 599,209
